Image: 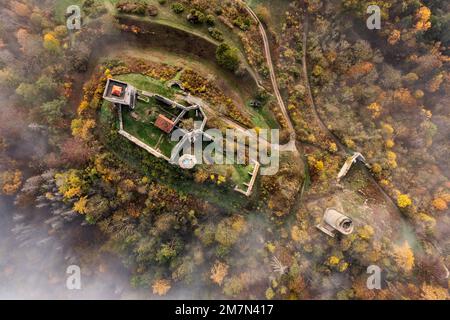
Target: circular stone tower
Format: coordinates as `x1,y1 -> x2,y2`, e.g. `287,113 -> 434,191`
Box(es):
178,154 -> 197,169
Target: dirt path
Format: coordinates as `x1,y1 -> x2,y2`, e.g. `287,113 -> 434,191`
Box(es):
301,13 -> 401,214
301,16 -> 347,155
183,94 -> 294,152
242,1 -> 296,138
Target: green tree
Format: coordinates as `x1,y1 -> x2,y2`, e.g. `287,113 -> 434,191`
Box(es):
40,98 -> 65,124
16,83 -> 38,104
156,238 -> 182,263
215,219 -> 239,247
171,3 -> 184,14
216,43 -> 240,71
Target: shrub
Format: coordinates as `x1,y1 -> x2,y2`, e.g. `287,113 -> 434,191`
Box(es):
171,2 -> 184,14
187,9 -> 205,24
232,16 -> 251,31
206,14 -> 215,26
397,194 -> 412,208
208,27 -> 224,42
216,43 -> 240,71
147,5 -> 158,16
116,1 -> 147,15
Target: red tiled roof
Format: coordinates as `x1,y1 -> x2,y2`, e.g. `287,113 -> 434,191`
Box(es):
111,85 -> 123,97
155,114 -> 175,133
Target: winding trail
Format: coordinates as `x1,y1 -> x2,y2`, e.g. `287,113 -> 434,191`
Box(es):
301,13 -> 401,214
242,1 -> 296,140
301,15 -> 347,155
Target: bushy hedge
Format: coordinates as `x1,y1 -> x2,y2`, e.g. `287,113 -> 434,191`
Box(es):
208,27 -> 223,42
215,43 -> 240,71
171,2 -> 184,14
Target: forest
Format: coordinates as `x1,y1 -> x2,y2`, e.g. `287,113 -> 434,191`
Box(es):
0,0 -> 448,300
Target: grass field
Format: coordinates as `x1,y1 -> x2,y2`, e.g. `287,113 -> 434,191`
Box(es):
246,0 -> 292,33
116,73 -> 175,98
54,0 -> 83,24
114,74 -> 178,157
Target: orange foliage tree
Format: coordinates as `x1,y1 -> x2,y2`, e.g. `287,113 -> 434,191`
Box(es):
152,279 -> 171,296
210,261 -> 229,286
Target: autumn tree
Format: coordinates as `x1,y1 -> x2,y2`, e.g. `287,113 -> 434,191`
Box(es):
397,194 -> 412,208
393,241 -> 415,273
420,283 -> 448,300
73,196 -> 88,214
60,137 -> 93,167
55,169 -> 85,200
71,118 -> 96,141
10,1 -> 31,17
223,275 -> 244,297
210,261 -> 229,286
215,216 -> 246,247
0,170 -> 23,195
43,33 -> 61,54
415,6 -> 432,31
152,279 -> 171,296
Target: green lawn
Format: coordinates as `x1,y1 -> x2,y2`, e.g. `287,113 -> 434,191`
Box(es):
203,162 -> 255,189
246,0 -> 292,34
122,108 -> 178,157
55,0 -> 83,24
234,163 -> 256,188
115,73 -> 175,98
112,74 -> 179,157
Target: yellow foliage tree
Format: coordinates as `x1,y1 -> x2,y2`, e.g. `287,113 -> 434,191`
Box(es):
397,194 -> 412,208
358,225 -> 374,240
291,225 -> 309,244
71,118 -> 96,141
328,256 -> 340,266
77,101 -> 89,115
415,6 -> 431,31
231,215 -> 246,233
367,102 -> 381,119
393,241 -> 415,273
371,163 -> 382,174
329,142 -> 337,153
73,196 -> 88,214
381,123 -> 394,135
43,33 -> 60,52
56,170 -> 84,200
1,170 -> 23,195
420,283 -> 448,300
385,139 -> 395,148
387,150 -> 398,169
